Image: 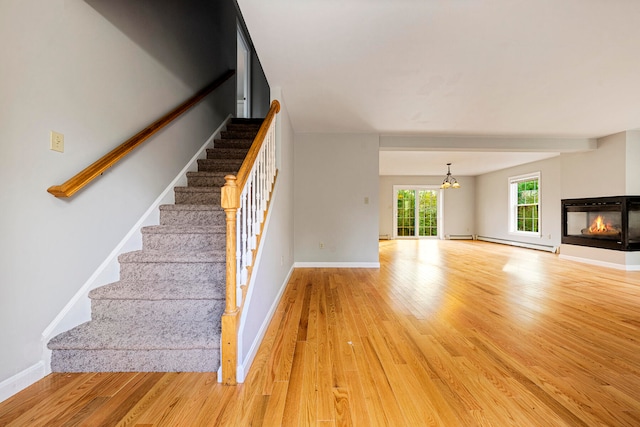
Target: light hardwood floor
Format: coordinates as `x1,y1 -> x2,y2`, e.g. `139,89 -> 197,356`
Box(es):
2,240 -> 640,426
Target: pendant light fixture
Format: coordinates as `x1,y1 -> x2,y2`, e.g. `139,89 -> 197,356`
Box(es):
441,163 -> 460,189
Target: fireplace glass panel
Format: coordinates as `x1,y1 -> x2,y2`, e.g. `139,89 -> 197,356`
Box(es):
565,208 -> 622,241
630,202 -> 640,244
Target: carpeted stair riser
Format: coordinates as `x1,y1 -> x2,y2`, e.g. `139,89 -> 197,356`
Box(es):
89,280 -> 225,300
197,158 -> 244,173
229,117 -> 264,125
159,205 -> 225,227
51,348 -> 219,372
174,187 -> 222,205
225,123 -> 261,130
90,299 -> 224,323
225,122 -> 261,131
207,148 -> 249,159
142,225 -> 226,252
213,139 -> 253,150
186,172 -> 229,188
118,258 -> 225,282
220,130 -> 259,139
47,118 -> 264,373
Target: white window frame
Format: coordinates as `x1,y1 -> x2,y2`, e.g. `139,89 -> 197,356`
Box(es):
508,172 -> 541,237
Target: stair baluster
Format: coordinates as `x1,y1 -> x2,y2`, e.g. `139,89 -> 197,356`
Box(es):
221,100 -> 280,385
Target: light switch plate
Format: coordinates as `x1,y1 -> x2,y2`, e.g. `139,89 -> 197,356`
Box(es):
50,131 -> 64,153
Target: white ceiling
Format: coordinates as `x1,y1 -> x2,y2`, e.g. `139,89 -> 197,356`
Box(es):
237,0 -> 640,175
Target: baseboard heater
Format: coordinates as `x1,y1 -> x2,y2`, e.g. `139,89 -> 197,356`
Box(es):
446,234 -> 475,240
476,236 -> 557,253
379,234 -> 391,240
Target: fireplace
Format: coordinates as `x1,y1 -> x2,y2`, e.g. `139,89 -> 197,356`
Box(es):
562,196 -> 640,251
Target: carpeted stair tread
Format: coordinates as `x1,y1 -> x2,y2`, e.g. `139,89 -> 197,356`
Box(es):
200,158 -> 245,164
47,319 -> 219,350
174,186 -> 222,193
141,225 -> 226,235
89,280 -> 224,301
186,171 -> 228,179
118,249 -> 225,263
159,204 -> 224,212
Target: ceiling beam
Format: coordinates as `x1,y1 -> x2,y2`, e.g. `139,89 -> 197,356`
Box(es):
380,135 -> 597,153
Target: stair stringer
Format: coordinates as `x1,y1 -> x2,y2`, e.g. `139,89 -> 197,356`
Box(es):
40,115 -> 233,375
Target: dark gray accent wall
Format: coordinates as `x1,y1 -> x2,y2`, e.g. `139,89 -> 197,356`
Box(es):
251,51 -> 271,118
87,0 -> 250,124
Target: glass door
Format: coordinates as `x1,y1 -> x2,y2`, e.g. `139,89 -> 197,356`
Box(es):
394,187 -> 441,238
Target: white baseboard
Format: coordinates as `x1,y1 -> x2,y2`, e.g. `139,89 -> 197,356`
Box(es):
0,362 -> 46,404
559,254 -> 640,271
294,262 -> 380,268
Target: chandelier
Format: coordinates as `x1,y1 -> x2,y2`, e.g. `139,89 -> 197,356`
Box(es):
441,163 -> 460,189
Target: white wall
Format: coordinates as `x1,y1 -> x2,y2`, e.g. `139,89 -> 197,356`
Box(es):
625,130 -> 640,195
239,90 -> 295,377
294,134 -> 379,265
561,132 -> 626,199
379,175 -> 475,238
475,156 -> 562,247
0,0 -> 236,390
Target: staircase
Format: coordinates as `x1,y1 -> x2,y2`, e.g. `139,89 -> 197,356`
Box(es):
47,118 -> 263,372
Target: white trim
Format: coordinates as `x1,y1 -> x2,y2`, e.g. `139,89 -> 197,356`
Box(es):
294,262 -> 380,268
41,117 -> 232,377
559,254 -> 640,271
0,362 -> 46,404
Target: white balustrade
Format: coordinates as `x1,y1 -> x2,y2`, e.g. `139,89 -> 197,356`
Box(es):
235,113 -> 277,292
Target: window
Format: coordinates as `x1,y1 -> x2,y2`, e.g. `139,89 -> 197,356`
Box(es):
394,186 -> 441,238
509,172 -> 540,235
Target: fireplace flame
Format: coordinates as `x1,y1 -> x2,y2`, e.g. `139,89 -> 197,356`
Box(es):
589,216 -> 610,233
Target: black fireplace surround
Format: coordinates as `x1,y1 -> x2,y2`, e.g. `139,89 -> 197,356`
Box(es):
561,196 -> 640,251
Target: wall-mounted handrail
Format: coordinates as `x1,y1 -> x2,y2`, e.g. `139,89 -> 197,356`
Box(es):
220,99 -> 280,385
47,69 -> 236,198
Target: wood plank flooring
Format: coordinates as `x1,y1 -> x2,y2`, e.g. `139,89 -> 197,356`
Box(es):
2,240 -> 640,426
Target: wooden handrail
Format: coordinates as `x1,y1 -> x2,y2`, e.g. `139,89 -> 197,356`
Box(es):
47,69 -> 236,198
235,100 -> 280,189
